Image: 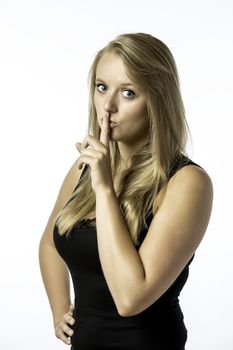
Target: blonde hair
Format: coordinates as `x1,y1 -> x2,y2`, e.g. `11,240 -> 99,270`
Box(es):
55,32 -> 190,246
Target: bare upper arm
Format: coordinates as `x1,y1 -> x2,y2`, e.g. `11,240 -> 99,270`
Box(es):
133,165 -> 213,314
40,159 -> 85,247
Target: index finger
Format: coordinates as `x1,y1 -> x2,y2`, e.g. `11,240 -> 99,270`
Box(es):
99,112 -> 110,147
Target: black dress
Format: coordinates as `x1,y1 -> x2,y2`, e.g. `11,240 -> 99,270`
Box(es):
53,156 -> 202,349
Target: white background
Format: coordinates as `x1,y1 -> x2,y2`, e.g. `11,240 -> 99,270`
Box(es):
0,0 -> 232,349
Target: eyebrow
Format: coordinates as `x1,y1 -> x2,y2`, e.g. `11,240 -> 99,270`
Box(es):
95,78 -> 135,87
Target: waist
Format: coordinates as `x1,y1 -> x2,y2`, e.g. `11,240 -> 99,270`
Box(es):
70,305 -> 187,350
72,297 -> 183,326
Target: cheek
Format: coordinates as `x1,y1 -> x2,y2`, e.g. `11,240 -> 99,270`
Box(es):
93,93 -> 98,109
126,104 -> 148,124
93,91 -> 102,109
125,106 -> 149,136
93,94 -> 101,122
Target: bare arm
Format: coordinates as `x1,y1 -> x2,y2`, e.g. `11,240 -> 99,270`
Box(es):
95,165 -> 213,316
38,158 -> 83,327
39,223 -> 71,327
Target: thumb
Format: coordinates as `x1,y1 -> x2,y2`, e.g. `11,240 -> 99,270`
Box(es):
75,142 -> 82,150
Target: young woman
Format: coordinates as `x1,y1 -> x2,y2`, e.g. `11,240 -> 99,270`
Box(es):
39,32 -> 213,350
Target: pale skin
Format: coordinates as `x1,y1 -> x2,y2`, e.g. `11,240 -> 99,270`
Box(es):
75,52 -> 213,316
39,161 -> 80,346
94,52 -> 150,171
39,52 -> 213,345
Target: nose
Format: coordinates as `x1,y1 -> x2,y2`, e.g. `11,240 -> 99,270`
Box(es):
103,93 -> 118,114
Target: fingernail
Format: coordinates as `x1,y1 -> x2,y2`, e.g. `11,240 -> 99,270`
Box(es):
76,143 -> 82,151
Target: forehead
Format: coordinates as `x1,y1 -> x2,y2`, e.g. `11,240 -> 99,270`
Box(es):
96,52 -> 132,81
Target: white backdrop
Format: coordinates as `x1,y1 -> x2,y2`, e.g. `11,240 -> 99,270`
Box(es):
0,0 -> 232,349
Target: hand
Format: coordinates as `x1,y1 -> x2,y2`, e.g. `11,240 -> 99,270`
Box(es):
75,112 -> 114,193
54,303 -> 76,346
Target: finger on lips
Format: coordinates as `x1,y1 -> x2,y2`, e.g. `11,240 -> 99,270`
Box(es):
75,113 -> 110,168
100,113 -> 110,146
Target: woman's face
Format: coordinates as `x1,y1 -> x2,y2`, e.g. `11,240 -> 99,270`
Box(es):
94,52 -> 150,144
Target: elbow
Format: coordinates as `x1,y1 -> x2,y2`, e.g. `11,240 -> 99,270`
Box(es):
115,296 -> 132,317
115,282 -> 147,317
117,298 -> 141,317
117,306 -> 132,317
117,292 -> 155,317
118,305 -> 142,317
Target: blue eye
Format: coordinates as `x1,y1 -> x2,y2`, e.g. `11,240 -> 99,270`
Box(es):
95,83 -> 135,99
122,90 -> 135,99
96,83 -> 107,92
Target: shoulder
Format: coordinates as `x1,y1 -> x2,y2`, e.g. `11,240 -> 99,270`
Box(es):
58,159 -> 85,201
153,163 -> 213,214
147,163 -> 213,261
168,164 -> 213,198
39,158 -> 84,246
50,158 -> 87,219
157,163 -> 213,224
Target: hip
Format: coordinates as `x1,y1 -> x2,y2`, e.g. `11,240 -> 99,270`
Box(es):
70,320 -> 187,349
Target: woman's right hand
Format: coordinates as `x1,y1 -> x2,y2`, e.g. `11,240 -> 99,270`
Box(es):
54,303 -> 76,345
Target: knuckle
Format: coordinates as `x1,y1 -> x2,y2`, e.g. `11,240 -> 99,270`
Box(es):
55,328 -> 61,339
70,317 -> 75,325
68,317 -> 74,324
55,328 -> 70,344
64,324 -> 70,332
66,327 -> 73,336
61,335 -> 68,344
63,314 -> 68,322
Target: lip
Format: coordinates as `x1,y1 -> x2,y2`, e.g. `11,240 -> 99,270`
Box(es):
110,122 -> 118,128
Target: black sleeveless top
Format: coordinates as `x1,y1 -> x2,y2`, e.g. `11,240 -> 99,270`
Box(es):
53,156 -> 202,350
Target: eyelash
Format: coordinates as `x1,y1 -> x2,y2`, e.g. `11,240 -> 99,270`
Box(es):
95,83 -> 136,99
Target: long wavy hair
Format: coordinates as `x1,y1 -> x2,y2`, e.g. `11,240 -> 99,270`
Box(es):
55,32 -> 190,246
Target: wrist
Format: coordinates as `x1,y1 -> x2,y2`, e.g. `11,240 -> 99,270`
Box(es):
95,185 -> 115,197
52,305 -> 70,327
